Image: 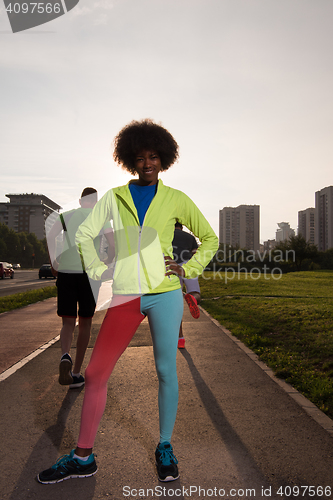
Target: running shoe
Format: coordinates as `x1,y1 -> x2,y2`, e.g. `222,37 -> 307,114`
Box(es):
178,337 -> 185,349
184,293 -> 200,319
59,353 -> 73,385
70,374 -> 85,389
155,441 -> 179,482
37,449 -> 97,484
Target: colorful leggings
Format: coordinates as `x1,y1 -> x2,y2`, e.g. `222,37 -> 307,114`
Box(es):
77,288 -> 183,448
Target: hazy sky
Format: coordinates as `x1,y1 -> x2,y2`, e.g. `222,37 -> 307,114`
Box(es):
1,0 -> 332,242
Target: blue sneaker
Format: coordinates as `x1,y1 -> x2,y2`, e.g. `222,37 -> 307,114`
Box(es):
155,442 -> 179,482
37,449 -> 97,484
59,353 -> 73,385
70,374 -> 85,389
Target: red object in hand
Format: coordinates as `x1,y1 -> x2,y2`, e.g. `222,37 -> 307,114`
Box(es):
185,293 -> 200,319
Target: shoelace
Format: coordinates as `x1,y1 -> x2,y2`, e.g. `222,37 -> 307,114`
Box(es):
158,446 -> 178,466
52,453 -> 75,470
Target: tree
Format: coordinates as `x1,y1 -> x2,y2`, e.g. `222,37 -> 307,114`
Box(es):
274,234 -> 318,271
5,231 -> 20,262
17,232 -> 34,267
316,248 -> 333,270
0,238 -> 7,258
0,223 -> 49,267
0,224 -> 20,262
26,232 -> 48,267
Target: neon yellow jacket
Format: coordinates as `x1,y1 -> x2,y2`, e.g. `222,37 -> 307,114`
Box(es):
76,180 -> 218,295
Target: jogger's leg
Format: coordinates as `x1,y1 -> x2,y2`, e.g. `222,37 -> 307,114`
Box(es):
73,316 -> 93,374
142,289 -> 183,443
77,297 -> 144,450
60,317 -> 76,355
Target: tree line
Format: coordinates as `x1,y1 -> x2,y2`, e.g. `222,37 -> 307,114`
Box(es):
209,235 -> 333,273
2,222 -> 332,273
0,223 -> 49,268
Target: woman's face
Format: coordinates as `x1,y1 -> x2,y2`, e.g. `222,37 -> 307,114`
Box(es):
134,149 -> 162,185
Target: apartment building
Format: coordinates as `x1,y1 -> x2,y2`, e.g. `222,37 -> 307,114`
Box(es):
298,208 -> 315,245
315,185 -> 333,251
219,205 -> 260,251
0,193 -> 61,240
276,222 -> 295,242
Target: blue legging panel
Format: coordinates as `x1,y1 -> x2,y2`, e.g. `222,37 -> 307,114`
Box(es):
141,289 -> 184,442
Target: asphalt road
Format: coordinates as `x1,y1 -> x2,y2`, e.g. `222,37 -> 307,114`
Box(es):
1,301 -> 333,500
0,269 -> 56,297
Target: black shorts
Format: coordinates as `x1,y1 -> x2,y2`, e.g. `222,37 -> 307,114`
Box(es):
56,272 -> 100,318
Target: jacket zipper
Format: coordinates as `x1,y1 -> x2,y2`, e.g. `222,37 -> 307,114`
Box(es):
118,183 -> 159,295
138,225 -> 143,294
137,190 -> 157,294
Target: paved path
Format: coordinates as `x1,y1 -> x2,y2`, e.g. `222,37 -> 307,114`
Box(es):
1,300 -> 333,500
0,298 -> 61,374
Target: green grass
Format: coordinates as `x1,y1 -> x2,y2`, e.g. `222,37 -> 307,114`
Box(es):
199,270 -> 333,418
0,287 -> 57,314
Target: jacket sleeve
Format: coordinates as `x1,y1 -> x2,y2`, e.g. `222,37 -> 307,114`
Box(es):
177,193 -> 218,279
75,190 -> 114,280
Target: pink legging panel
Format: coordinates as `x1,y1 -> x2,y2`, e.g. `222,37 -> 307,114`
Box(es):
77,297 -> 144,448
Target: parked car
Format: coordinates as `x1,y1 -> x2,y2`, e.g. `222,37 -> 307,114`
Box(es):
13,263 -> 21,269
39,264 -> 55,279
0,262 -> 14,279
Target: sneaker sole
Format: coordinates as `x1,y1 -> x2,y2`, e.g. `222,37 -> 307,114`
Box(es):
184,294 -> 200,319
59,359 -> 73,385
37,467 -> 97,484
158,473 -> 180,482
155,460 -> 179,482
69,381 -> 85,389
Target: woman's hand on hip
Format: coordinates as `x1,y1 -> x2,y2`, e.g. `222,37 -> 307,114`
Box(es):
164,256 -> 185,278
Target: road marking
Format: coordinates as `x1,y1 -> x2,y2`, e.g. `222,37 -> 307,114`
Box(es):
0,335 -> 60,382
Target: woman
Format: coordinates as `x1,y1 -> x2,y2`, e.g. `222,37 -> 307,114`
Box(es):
38,119 -> 218,484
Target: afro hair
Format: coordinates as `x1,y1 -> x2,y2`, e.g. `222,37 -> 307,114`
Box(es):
113,119 -> 179,175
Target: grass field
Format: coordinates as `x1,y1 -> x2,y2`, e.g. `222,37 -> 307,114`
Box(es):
0,287 -> 57,314
2,271 -> 333,419
199,270 -> 333,419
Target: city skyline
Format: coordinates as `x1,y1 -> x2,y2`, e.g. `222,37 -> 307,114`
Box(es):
3,185 -> 331,250
1,1 -> 333,243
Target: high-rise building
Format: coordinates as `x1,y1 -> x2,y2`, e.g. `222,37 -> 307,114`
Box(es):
0,193 -> 61,240
298,208 -> 315,245
315,185 -> 333,251
263,239 -> 276,252
219,205 -> 260,251
276,222 -> 295,242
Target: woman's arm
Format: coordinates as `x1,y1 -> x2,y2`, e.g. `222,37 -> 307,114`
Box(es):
177,194 -> 218,279
75,191 -> 114,280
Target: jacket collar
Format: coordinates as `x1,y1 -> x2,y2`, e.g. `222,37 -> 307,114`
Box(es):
113,179 -> 164,223
115,179 -> 164,199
